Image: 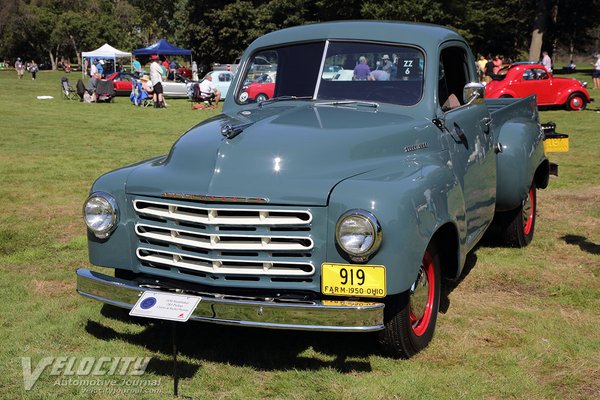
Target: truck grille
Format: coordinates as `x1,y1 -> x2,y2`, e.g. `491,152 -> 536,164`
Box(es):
133,199 -> 315,278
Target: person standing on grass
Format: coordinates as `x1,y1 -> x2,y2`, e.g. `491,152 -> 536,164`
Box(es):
29,60 -> 39,80
192,61 -> 198,81
15,58 -> 24,79
132,56 -> 142,77
541,51 -> 552,73
592,52 -> 600,89
150,54 -> 166,108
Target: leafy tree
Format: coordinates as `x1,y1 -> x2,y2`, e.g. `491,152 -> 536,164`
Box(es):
1,0 -> 600,71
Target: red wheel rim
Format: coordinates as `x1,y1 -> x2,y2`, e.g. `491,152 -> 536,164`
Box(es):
523,186 -> 535,235
569,96 -> 584,110
409,251 -> 435,337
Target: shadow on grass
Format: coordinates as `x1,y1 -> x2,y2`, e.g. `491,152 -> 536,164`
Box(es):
561,234 -> 600,255
86,305 -> 376,375
440,250 -> 478,314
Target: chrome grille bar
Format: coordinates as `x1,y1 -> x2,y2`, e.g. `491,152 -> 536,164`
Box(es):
133,200 -> 312,225
136,247 -> 315,276
135,223 -> 313,251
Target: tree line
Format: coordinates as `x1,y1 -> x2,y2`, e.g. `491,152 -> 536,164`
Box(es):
1,0 -> 598,69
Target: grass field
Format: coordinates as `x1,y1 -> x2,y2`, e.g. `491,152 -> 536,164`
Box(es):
0,69 -> 598,400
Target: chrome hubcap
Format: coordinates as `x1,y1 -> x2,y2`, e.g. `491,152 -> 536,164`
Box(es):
410,267 -> 429,320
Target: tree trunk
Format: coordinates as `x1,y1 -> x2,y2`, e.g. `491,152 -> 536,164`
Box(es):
528,0 -> 549,62
70,34 -> 82,66
48,50 -> 56,70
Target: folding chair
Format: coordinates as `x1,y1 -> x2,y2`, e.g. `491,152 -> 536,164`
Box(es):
60,77 -> 78,100
188,82 -> 214,109
95,80 -> 115,103
130,79 -> 153,107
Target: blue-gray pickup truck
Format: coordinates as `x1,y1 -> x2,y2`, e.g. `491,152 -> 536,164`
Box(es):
77,21 -> 558,358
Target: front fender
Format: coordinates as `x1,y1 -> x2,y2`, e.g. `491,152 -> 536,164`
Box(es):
87,157 -> 166,270
326,153 -> 464,295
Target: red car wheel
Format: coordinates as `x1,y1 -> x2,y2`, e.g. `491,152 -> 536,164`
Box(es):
378,243 -> 441,358
566,93 -> 587,111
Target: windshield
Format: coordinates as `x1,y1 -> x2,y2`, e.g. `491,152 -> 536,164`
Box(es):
236,41 -> 425,106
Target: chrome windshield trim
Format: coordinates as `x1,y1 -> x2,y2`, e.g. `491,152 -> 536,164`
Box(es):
314,39 -> 330,99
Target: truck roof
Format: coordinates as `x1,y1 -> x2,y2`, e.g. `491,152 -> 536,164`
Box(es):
248,20 -> 465,50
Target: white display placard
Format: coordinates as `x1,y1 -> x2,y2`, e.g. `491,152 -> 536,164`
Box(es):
129,291 -> 201,322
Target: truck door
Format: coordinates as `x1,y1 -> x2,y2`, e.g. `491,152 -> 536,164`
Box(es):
437,45 -> 496,245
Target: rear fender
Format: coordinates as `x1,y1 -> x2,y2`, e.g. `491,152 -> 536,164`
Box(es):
495,119 -> 546,211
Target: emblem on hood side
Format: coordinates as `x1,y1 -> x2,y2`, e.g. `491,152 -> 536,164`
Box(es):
404,143 -> 428,153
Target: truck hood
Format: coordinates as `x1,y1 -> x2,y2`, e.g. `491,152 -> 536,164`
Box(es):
125,105 -> 428,206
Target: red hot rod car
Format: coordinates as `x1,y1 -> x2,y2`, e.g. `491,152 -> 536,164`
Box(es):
485,62 -> 592,111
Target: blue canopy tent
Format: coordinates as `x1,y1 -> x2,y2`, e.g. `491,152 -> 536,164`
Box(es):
133,39 -> 193,78
133,39 -> 192,56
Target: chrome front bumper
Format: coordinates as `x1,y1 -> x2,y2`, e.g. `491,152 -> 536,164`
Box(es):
76,268 -> 385,332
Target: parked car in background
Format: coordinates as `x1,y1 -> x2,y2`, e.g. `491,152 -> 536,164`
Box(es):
162,74 -> 194,98
201,70 -> 235,99
106,71 -> 193,98
105,71 -> 138,96
322,65 -> 344,80
238,72 -> 276,103
485,62 -> 592,111
177,67 -> 192,79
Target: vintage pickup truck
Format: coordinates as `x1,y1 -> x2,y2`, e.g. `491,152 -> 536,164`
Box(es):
77,21 -> 558,358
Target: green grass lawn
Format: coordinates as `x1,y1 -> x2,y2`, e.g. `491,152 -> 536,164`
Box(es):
0,70 -> 598,400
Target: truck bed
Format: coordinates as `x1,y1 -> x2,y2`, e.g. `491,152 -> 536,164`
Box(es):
486,95 -> 538,127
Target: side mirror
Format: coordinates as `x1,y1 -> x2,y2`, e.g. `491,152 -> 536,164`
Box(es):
463,82 -> 485,105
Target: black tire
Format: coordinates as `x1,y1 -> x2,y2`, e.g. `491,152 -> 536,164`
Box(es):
566,93 -> 587,111
499,94 -> 513,98
490,183 -> 536,247
378,243 -> 441,358
255,93 -> 268,102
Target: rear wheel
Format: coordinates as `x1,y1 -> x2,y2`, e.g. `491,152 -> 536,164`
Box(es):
378,243 -> 441,358
566,93 -> 587,111
490,183 -> 537,247
500,94 -> 513,98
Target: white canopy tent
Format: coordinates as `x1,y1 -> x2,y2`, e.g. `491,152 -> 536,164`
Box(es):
81,43 -> 132,77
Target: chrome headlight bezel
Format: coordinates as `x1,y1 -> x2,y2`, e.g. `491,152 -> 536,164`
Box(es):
83,191 -> 119,239
335,209 -> 382,262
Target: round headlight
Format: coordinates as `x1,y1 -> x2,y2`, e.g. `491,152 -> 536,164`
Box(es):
83,192 -> 118,239
336,210 -> 382,261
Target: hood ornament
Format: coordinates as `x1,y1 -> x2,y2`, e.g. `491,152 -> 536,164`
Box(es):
221,122 -> 254,139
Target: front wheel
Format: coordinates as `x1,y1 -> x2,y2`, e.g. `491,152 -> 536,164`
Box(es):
566,93 -> 587,111
378,243 -> 441,358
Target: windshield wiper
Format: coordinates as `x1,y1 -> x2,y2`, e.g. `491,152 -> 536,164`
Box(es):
258,96 -> 313,107
315,100 -> 379,109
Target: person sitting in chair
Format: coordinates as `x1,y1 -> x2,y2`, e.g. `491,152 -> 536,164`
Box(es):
199,72 -> 221,107
140,75 -> 154,94
84,73 -> 101,102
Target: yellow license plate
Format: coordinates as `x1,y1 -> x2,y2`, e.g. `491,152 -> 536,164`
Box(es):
321,263 -> 386,298
544,137 -> 569,152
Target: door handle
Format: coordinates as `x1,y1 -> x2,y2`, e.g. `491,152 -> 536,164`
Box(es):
481,117 -> 492,134
449,123 -> 469,149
